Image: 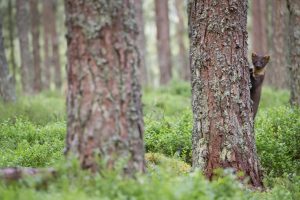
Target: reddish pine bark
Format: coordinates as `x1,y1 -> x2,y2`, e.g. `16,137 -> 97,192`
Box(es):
188,0 -> 263,187
65,0 -> 145,174
155,0 -> 172,85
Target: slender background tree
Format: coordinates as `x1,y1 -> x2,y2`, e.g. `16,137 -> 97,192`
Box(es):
252,0 -> 268,55
49,0 -> 62,90
265,0 -> 288,89
30,0 -> 42,93
8,0 -> 16,85
0,16 -> 16,102
16,0 -> 34,94
175,0 -> 189,81
134,0 -> 148,86
287,0 -> 300,107
155,0 -> 172,85
42,0 -> 52,90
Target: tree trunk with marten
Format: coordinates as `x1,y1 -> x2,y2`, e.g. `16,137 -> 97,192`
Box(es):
188,0 -> 263,187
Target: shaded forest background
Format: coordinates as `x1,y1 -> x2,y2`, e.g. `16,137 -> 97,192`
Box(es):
0,0 -> 291,91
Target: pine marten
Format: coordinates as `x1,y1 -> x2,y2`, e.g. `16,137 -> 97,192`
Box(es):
250,53 -> 270,119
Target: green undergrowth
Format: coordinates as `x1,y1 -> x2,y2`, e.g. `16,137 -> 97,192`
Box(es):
0,91 -> 65,125
0,82 -> 299,199
0,158 -> 299,200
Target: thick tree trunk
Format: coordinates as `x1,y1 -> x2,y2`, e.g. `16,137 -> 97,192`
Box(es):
65,0 -> 145,175
49,0 -> 62,90
188,0 -> 263,187
16,0 -> 34,94
30,0 -> 42,93
42,0 -> 51,90
134,0 -> 148,86
287,0 -> 300,107
175,0 -> 189,81
0,17 -> 16,102
8,0 -> 16,85
265,0 -> 288,89
252,0 -> 268,55
155,0 -> 172,85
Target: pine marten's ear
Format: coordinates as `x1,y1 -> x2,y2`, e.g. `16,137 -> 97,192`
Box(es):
263,55 -> 270,66
252,52 -> 258,63
263,55 -> 270,62
252,52 -> 258,58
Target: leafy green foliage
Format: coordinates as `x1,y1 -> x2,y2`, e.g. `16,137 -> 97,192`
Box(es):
256,106 -> 300,177
0,119 -> 65,167
144,111 -> 192,163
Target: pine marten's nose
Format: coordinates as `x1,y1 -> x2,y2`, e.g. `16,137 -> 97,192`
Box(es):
255,62 -> 263,68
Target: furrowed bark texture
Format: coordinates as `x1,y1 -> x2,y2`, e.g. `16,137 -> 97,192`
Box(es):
49,0 -> 62,90
8,0 -> 16,84
175,0 -> 190,81
188,0 -> 263,187
134,0 -> 148,86
252,0 -> 268,55
65,0 -> 145,174
42,0 -> 52,90
16,0 -> 34,94
265,0 -> 288,89
287,0 -> 300,107
30,0 -> 42,93
155,0 -> 172,85
0,17 -> 16,102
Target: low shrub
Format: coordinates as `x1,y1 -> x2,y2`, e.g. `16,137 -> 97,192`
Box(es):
0,119 -> 65,167
255,106 -> 300,177
144,110 -> 192,163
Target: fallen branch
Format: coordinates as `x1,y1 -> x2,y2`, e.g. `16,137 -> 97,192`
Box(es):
0,167 -> 56,182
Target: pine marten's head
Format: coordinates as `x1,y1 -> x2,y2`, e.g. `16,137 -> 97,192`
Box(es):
252,53 -> 270,77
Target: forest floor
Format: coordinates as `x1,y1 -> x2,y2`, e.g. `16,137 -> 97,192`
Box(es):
0,81 -> 299,200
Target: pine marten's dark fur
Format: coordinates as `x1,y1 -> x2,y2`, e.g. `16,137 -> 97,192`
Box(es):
250,53 -> 270,119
